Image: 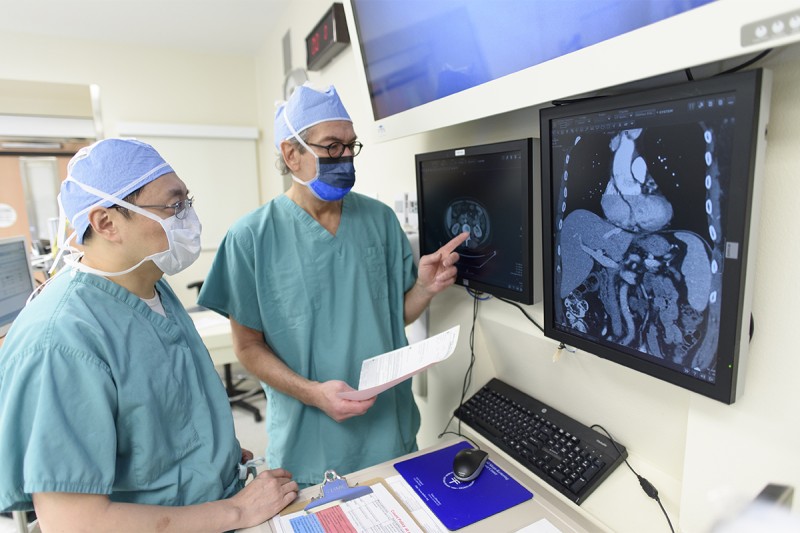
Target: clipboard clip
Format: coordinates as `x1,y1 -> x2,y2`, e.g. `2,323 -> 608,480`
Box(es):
303,470 -> 373,512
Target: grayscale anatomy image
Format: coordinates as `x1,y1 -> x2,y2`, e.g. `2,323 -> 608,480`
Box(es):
445,198 -> 496,268
552,122 -> 729,382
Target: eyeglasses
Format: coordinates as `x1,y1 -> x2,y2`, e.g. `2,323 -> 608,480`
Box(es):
133,196 -> 195,220
307,140 -> 363,159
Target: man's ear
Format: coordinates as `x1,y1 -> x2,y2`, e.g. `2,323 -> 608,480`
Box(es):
86,207 -> 121,243
280,140 -> 302,174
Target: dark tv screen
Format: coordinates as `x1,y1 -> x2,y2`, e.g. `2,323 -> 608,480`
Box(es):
416,139 -> 534,304
540,69 -> 770,403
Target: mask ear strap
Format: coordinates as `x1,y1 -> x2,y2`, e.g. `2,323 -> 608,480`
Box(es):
283,114 -> 320,186
283,113 -> 312,151
49,193 -> 78,276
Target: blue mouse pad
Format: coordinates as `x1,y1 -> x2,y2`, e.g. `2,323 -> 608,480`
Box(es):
394,441 -> 533,530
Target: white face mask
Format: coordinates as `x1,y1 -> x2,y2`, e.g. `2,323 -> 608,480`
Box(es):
54,178 -> 202,278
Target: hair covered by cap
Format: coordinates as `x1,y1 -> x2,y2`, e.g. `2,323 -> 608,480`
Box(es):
60,138 -> 174,244
274,84 -> 351,149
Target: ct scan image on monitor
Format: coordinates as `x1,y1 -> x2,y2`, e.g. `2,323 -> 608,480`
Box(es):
416,138 -> 534,304
540,69 -> 771,403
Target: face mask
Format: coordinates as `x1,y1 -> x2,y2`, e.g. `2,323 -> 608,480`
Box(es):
144,207 -> 202,275
54,178 -> 202,278
291,155 -> 356,202
284,113 -> 356,202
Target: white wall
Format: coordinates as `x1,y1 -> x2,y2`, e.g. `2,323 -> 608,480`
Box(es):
0,31 -> 263,307
256,4 -> 800,532
0,32 -> 259,128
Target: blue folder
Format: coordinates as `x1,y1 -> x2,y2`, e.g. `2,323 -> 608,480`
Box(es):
394,441 -> 533,530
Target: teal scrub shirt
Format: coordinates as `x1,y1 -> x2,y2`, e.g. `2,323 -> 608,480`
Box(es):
0,270 -> 242,512
198,192 -> 419,485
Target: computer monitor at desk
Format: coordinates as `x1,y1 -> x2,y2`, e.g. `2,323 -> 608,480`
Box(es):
0,236 -> 36,339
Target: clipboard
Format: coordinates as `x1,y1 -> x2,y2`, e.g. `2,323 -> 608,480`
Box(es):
273,476 -> 424,533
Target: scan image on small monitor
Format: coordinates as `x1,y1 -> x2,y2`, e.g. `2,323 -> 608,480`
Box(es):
540,69 -> 771,403
416,138 -> 534,304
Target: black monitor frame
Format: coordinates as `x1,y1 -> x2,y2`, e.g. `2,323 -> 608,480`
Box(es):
416,138 -> 534,304
0,235 -> 37,338
539,69 -> 770,404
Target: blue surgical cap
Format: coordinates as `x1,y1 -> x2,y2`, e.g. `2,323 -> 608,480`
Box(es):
274,84 -> 351,149
61,138 -> 174,244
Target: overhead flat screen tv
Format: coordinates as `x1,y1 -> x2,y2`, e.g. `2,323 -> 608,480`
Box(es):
346,1 -> 797,141
416,138 -> 534,304
539,69 -> 771,404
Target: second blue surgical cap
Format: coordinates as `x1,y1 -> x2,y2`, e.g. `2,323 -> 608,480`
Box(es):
274,84 -> 351,149
61,138 -> 174,244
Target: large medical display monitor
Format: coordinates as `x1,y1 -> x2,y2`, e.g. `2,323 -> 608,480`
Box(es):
0,236 -> 36,338
350,0 -> 713,121
539,69 -> 771,403
416,139 -> 534,304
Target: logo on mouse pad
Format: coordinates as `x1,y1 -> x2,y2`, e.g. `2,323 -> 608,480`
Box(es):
443,472 -> 474,489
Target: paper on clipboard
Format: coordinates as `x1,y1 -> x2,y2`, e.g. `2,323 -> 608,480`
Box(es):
272,481 -> 423,533
337,325 -> 459,401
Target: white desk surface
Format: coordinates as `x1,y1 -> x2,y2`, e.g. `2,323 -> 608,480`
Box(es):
189,309 -> 239,367
237,425 -> 681,533
237,437 -> 613,533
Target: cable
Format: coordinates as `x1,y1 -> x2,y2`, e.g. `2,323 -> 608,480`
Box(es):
556,48 -> 772,109
552,94 -> 608,106
465,287 -> 492,300
591,424 -> 675,533
438,431 -> 479,449
438,292 -> 481,447
495,296 -> 545,333
717,48 -> 772,76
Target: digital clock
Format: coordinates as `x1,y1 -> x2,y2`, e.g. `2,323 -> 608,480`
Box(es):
305,3 -> 350,71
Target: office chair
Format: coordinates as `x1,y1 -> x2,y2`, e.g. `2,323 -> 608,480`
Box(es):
187,281 -> 265,422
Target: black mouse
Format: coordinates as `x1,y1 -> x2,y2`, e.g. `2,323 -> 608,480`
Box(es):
452,447 -> 489,482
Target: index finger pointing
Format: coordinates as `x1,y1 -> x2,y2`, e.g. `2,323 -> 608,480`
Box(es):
440,231 -> 469,256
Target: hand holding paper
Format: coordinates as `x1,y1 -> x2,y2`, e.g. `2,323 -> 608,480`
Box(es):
337,325 -> 460,401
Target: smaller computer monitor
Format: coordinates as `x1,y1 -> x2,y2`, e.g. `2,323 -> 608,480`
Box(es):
0,236 -> 36,338
416,138 -> 534,304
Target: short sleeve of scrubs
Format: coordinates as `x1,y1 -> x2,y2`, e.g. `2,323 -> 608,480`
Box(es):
199,227 -> 262,332
0,343 -> 116,508
1,272 -> 243,512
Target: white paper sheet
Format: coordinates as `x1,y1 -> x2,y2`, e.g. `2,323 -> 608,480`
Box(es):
337,325 -> 460,401
515,518 -> 565,532
385,474 -> 449,533
271,482 -> 422,533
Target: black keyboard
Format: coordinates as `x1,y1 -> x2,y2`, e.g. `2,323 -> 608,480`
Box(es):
454,378 -> 627,504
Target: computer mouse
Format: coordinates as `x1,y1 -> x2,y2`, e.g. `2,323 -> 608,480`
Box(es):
452,447 -> 489,482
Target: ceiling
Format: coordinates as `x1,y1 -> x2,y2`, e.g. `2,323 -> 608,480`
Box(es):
0,0 -> 291,55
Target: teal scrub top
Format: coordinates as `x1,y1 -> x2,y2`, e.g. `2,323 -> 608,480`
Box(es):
0,270 -> 242,512
198,192 -> 419,485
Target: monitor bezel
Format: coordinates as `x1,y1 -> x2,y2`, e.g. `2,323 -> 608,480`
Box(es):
0,235 -> 36,338
539,69 -> 769,404
416,138 -> 534,304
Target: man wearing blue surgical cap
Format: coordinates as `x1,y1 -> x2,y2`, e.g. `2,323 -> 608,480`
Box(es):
199,84 -> 468,487
0,138 -> 297,530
